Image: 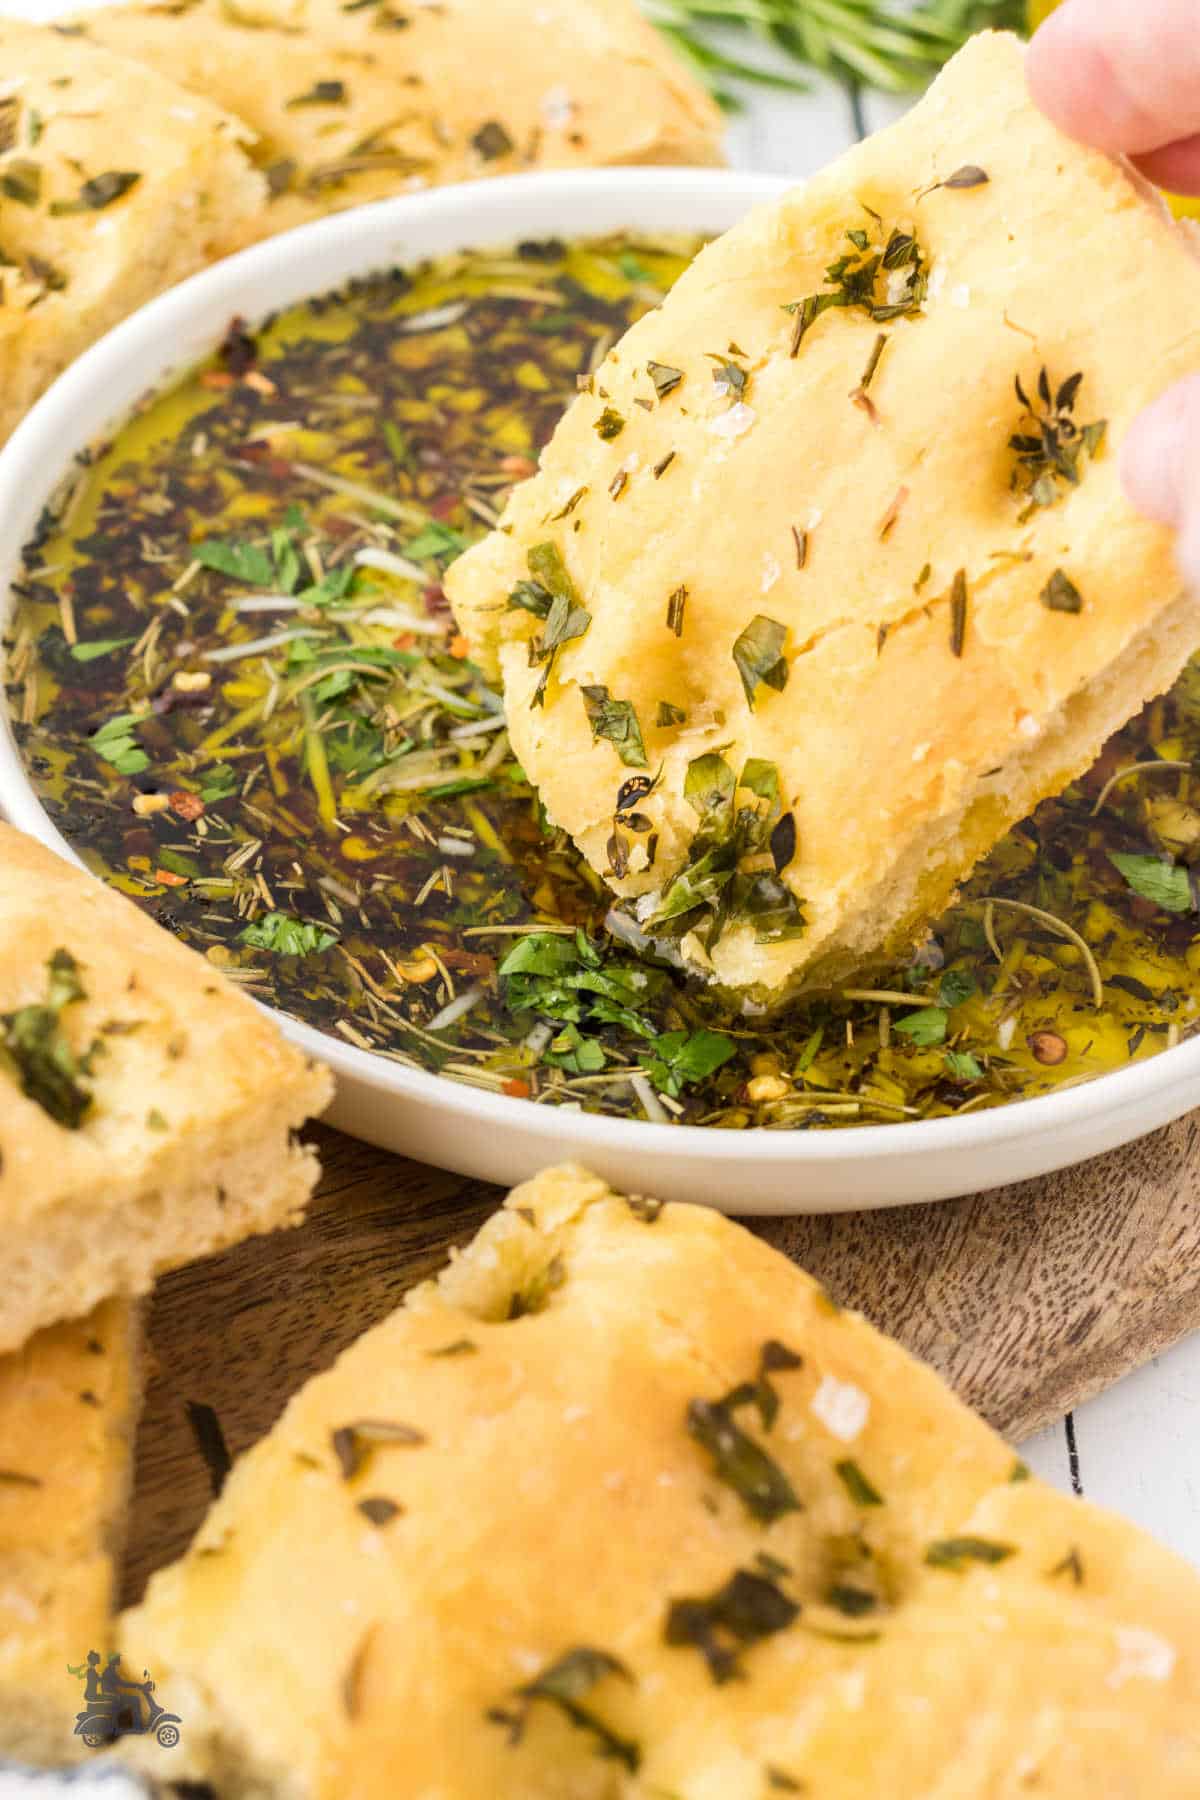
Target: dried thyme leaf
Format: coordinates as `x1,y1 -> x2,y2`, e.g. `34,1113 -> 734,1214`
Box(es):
656,699 -> 687,727
733,614 -> 789,709
548,486 -> 587,521
508,1253 -> 565,1318
647,360 -> 683,399
524,544 -> 590,705
834,1458 -> 884,1506
825,1584 -> 879,1617
286,80 -> 348,107
919,164 -> 989,198
949,568 -> 968,658
665,1567 -> 798,1684
492,1646 -> 639,1772
653,450 -> 676,478
594,407 -> 626,441
1049,1546 -> 1085,1585
581,686 -> 647,768
1010,367 -> 1106,520
471,120 -> 514,160
766,1768 -> 804,1792
1041,569 -> 1082,614
426,1338 -> 478,1357
0,948 -> 95,1130
186,1401 -> 232,1498
0,97 -> 17,154
0,1468 -> 42,1488
331,1418 -> 427,1481
666,585 -> 688,637
0,159 -> 41,206
925,1536 -> 1016,1571
357,1496 -> 402,1525
709,353 -> 747,403
792,525 -> 808,569
49,170 -> 140,214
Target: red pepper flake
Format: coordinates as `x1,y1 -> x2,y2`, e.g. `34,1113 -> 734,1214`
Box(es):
502,1078 -> 531,1099
154,868 -> 189,888
392,632 -> 417,651
168,790 -> 205,822
500,454 -> 538,478
430,493 -> 459,521
199,370 -> 235,390
449,634 -> 470,659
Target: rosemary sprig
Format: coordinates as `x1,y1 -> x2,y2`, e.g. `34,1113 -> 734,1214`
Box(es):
641,0 -> 1025,106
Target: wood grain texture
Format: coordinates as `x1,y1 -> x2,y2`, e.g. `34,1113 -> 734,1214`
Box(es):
123,1113 -> 1200,1604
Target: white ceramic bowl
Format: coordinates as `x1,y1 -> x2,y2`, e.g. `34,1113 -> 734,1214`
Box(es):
1,168 -> 1198,1213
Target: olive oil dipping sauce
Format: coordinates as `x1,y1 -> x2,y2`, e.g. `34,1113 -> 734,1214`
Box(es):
8,234 -> 1200,1132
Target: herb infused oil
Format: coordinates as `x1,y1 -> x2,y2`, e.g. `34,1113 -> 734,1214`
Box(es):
7,235 -> 1200,1130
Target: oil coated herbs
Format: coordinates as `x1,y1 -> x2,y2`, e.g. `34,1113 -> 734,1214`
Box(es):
11,232 -> 1200,1138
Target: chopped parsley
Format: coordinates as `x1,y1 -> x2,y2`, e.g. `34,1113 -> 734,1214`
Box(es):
580,686 -> 647,768
0,948 -> 96,1130
732,614 -> 789,709
665,1568 -> 798,1684
239,912 -> 338,955
488,1646 -> 639,1772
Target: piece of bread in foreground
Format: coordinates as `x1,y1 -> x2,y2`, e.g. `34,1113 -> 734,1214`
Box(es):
0,1299 -> 140,1767
0,20 -> 265,448
446,30 -> 1200,1002
0,826 -> 332,1355
76,0 -> 724,244
120,1164 -> 1200,1797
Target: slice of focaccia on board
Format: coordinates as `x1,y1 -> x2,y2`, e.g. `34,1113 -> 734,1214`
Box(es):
0,826 -> 332,1356
0,1300 -> 141,1768
120,1165 -> 1200,1798
0,18 -> 265,447
75,0 -> 724,244
446,30 -> 1200,1003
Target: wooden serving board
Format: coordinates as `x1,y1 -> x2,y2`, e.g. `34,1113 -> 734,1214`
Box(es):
123,1112 -> 1200,1604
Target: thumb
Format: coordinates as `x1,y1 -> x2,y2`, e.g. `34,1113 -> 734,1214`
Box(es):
1122,375 -> 1200,590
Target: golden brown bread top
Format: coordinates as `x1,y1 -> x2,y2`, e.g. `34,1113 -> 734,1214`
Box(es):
0,826 -> 330,1235
76,0 -> 724,239
0,1299 -> 140,1765
446,31 -> 1200,999
0,18 -> 260,311
121,1166 -> 1200,1797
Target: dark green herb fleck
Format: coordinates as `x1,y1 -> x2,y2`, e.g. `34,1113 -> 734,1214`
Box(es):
733,614 -> 789,709
665,1568 -> 798,1684
0,948 -> 95,1130
834,1458 -> 884,1507
1041,569 -> 1083,614
925,1536 -> 1016,1572
331,1418 -> 426,1481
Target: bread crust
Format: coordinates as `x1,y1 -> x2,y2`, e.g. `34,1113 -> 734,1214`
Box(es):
0,19 -> 266,446
0,1298 -> 141,1766
76,0 -> 724,244
446,30 -> 1200,999
120,1165 -> 1200,1798
0,827 -> 332,1353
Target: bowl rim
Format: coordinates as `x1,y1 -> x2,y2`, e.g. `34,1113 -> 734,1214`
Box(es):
1,162 -> 1198,1176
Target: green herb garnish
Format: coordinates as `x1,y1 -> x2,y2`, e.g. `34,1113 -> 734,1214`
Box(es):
786,215 -> 927,355
891,1006 -> 947,1046
489,1647 -> 639,1771
639,1027 -> 736,1097
239,912 -> 338,954
925,1536 -> 1016,1571
286,80 -> 348,107
581,686 -> 647,768
834,1458 -> 884,1506
331,1418 -> 426,1481
1108,852 -> 1194,914
471,120 -> 515,160
0,948 -> 96,1130
0,159 -> 41,206
1041,569 -> 1083,614
1010,368 -> 1106,520
90,712 -> 148,776
49,170 -> 140,213
594,407 -> 626,441
733,614 -> 789,708
647,359 -> 684,399
665,1568 -> 798,1684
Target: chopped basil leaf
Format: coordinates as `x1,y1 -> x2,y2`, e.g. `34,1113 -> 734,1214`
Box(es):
580,686 -> 647,768
892,1006 -> 947,1046
239,911 -> 338,955
90,712 -> 148,776
0,948 -> 95,1129
49,170 -> 140,214
944,1049 -> 984,1081
732,614 -> 789,709
1108,852 -> 1194,914
639,1027 -> 736,1098
665,1568 -> 798,1684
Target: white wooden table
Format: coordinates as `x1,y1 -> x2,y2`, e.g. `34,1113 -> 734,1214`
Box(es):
3,0 -> 1198,1566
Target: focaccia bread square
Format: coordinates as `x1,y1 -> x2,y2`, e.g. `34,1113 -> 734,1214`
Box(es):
446,30 -> 1200,1001
120,1165 -> 1200,1798
75,0 -> 724,244
0,1299 -> 140,1768
0,19 -> 265,447
0,826 -> 332,1355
